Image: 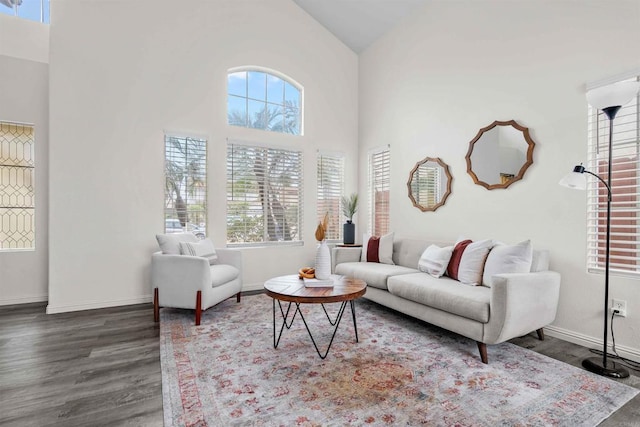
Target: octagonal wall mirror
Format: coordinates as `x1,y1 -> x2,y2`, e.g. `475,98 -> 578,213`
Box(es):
465,120 -> 535,190
407,157 -> 452,212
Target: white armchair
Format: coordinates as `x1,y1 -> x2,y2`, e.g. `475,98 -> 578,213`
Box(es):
152,234 -> 242,325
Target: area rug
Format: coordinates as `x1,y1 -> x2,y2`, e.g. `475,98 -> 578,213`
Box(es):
160,294 -> 638,426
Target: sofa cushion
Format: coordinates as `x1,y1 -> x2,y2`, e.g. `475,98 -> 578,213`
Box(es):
387,273 -> 491,323
335,262 -> 416,290
156,232 -> 199,255
180,238 -> 218,265
418,244 -> 454,277
361,232 -> 394,264
449,238 -> 494,286
482,240 -> 533,287
210,264 -> 240,288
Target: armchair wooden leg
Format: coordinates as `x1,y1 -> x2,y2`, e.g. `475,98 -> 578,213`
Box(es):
236,292 -> 241,303
536,328 -> 545,341
477,342 -> 488,364
153,288 -> 159,323
195,290 -> 202,326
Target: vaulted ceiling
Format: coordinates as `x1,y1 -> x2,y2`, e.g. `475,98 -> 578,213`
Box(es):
293,0 -> 429,53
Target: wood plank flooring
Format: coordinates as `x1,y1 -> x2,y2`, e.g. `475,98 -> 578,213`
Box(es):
1,296 -> 638,426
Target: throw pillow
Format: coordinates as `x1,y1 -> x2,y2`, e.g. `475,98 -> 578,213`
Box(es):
156,232 -> 199,255
418,245 -> 454,278
179,238 -> 218,265
446,239 -> 472,279
447,238 -> 494,285
482,239 -> 533,287
361,232 -> 394,264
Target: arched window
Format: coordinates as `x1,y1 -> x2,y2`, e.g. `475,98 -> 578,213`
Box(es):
227,68 -> 302,135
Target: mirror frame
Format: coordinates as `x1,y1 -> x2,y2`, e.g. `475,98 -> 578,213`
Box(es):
465,119 -> 535,190
407,156 -> 453,212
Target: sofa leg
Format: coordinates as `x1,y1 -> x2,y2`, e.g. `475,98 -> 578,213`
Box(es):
536,328 -> 545,341
236,292 -> 241,303
153,288 -> 159,323
477,342 -> 488,364
195,290 -> 202,326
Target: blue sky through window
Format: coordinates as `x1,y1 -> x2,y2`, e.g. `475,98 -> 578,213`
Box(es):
227,69 -> 302,135
0,0 -> 50,24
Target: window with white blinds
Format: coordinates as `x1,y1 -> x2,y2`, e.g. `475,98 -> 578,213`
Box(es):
317,152 -> 344,241
587,75 -> 640,276
227,143 -> 303,246
369,147 -> 390,236
164,134 -> 207,236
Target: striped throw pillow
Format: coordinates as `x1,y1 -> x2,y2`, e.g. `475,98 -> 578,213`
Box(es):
179,238 -> 218,265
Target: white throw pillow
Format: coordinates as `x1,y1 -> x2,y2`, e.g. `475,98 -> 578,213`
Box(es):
482,240 -> 533,287
457,239 -> 494,286
418,245 -> 454,278
179,238 -> 218,265
361,232 -> 395,265
156,232 -> 199,254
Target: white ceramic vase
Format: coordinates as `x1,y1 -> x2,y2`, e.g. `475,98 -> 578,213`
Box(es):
314,240 -> 331,280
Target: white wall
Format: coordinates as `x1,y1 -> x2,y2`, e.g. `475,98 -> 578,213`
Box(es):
0,14 -> 49,305
359,0 -> 640,359
47,0 -> 358,312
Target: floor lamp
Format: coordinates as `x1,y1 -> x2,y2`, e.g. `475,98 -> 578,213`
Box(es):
559,80 -> 640,378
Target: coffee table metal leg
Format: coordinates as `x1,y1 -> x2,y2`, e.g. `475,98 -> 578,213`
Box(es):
296,301 -> 350,359
350,300 -> 358,342
273,299 -> 299,349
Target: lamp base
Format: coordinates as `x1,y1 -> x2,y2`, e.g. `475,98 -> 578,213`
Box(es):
582,357 -> 630,378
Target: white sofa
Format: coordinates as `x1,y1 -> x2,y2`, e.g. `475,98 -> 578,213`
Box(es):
332,238 -> 561,364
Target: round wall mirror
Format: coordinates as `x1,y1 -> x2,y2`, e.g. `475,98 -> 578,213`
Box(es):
465,120 -> 535,190
407,157 -> 452,212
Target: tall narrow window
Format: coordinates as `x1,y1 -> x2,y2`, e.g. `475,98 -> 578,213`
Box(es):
227,142 -> 303,246
317,152 -> 344,241
369,147 -> 390,236
587,75 -> 640,275
0,122 -> 35,249
227,68 -> 302,135
164,134 -> 207,237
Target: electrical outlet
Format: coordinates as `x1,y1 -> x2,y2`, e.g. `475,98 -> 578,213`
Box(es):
612,299 -> 627,317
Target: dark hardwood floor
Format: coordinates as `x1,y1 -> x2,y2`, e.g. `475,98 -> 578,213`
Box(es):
1,296 -> 638,426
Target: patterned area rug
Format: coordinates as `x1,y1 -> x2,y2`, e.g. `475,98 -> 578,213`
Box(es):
160,294 -> 638,426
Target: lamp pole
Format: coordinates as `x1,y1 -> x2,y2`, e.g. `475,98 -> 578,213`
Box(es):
580,105 -> 629,378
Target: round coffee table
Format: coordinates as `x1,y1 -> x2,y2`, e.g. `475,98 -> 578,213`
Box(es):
264,275 -> 367,359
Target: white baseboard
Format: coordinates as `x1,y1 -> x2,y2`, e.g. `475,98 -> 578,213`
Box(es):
545,325 -> 640,364
242,282 -> 265,292
0,294 -> 48,306
46,295 -> 153,314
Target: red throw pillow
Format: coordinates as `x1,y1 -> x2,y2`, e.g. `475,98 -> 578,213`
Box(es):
367,236 -> 381,263
446,239 -> 473,280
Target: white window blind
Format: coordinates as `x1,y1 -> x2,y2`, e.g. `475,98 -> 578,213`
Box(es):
369,147 -> 390,236
227,143 -> 303,246
317,152 -> 344,241
0,122 -> 35,249
587,75 -> 640,276
164,134 -> 207,235
413,165 -> 441,207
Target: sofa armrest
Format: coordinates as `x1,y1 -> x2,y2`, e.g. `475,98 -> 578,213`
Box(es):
215,248 -> 243,284
151,252 -> 211,308
484,271 -> 561,344
331,247 -> 362,273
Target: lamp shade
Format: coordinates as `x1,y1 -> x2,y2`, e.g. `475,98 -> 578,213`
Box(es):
586,81 -> 640,110
559,171 -> 587,190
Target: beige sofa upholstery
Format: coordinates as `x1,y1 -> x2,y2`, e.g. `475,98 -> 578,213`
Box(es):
152,234 -> 243,325
332,238 -> 561,363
